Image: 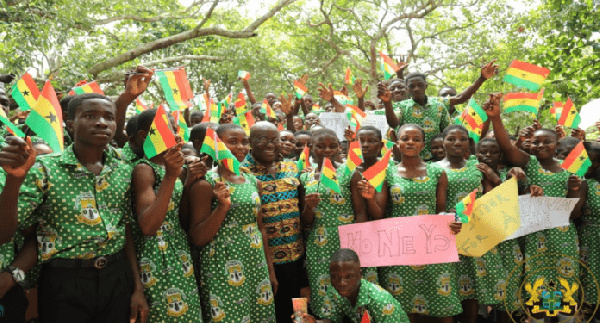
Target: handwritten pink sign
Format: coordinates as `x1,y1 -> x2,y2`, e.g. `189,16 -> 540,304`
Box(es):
338,215 -> 459,267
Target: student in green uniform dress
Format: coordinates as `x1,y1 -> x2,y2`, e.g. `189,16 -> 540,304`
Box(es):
434,125 -> 506,323
484,93 -> 586,321
189,123 -> 277,323
359,124 -> 462,323
131,109 -> 203,322
301,248 -> 410,323
0,93 -> 149,322
299,128 -> 355,316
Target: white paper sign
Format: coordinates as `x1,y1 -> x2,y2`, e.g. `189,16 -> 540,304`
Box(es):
365,111 -> 390,140
578,98 -> 600,130
318,112 -> 349,142
504,196 -> 579,241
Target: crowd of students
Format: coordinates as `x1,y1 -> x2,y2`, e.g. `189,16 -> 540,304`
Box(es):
0,60 -> 597,323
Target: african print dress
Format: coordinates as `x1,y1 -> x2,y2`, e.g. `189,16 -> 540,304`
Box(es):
379,163 -> 463,317
132,160 -> 203,322
198,171 -> 276,323
438,161 -> 506,305
523,156 -> 580,298
580,178 -> 600,305
301,164 -> 355,316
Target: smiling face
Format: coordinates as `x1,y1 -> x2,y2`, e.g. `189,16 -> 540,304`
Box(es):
294,134 -> 311,157
476,140 -> 501,169
305,113 -> 319,127
398,127 -> 424,157
311,134 -> 340,163
530,130 -> 557,160
357,129 -> 382,159
221,128 -> 250,162
389,79 -> 408,102
293,116 -> 304,131
68,98 -> 117,148
265,93 -> 277,107
280,130 -> 295,158
443,128 -> 469,159
250,126 -> 281,163
406,77 -> 427,101
330,261 -> 361,303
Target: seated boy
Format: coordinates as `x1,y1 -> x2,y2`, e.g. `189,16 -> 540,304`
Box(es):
302,248 -> 409,323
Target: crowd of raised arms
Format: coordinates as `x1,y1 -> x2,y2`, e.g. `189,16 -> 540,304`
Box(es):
0,60 -> 597,323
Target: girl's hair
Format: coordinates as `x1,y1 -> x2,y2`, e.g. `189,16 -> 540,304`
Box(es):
189,122 -> 218,144
357,125 -> 382,141
216,123 -> 244,138
430,133 -> 443,144
533,128 -> 557,141
477,137 -> 498,149
397,124 -> 425,140
442,124 -> 468,138
311,129 -> 338,142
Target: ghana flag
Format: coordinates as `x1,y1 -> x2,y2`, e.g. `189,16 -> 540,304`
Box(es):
238,70 -> 251,80
312,103 -> 320,111
135,98 -> 149,114
235,110 -> 255,136
294,80 -> 308,99
379,52 -> 399,80
346,140 -> 363,172
561,142 -> 591,176
11,73 -> 40,111
171,110 -> 190,142
234,92 -> 247,114
68,81 -> 104,96
345,68 -> 356,85
143,104 -> 176,159
334,91 -> 352,105
0,108 -> 25,137
157,68 -> 194,111
381,139 -> 394,157
556,98 -> 581,129
200,127 -> 240,175
201,98 -> 222,123
503,88 -> 544,113
456,189 -> 477,223
454,99 -> 487,142
504,60 -> 550,92
322,158 -> 341,193
25,81 -> 64,152
262,99 -> 276,119
297,146 -> 311,171
363,148 -> 392,192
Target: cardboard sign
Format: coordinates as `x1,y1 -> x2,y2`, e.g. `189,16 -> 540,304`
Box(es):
456,178 -> 520,257
318,112 -> 349,142
338,215 -> 459,267
504,196 -> 579,241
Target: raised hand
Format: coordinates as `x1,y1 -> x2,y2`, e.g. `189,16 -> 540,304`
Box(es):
352,78 -> 369,100
317,82 -> 335,102
279,93 -> 294,116
344,125 -> 356,142
164,142 -> 184,177
571,128 -> 586,142
376,82 -> 392,103
507,167 -> 527,181
213,182 -> 232,208
203,79 -> 211,94
480,59 -> 499,80
555,125 -> 566,141
532,119 -> 542,131
125,65 -> 153,97
339,85 -> 349,97
298,74 -> 309,87
0,137 -> 36,180
483,93 -> 502,118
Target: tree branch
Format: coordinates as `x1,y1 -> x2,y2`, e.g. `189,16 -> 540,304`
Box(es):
144,55 -> 227,67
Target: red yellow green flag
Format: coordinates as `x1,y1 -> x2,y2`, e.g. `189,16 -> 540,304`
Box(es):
321,158 -> 341,193
68,81 -> 104,96
11,73 -> 40,111
157,68 -> 194,111
504,60 -> 550,92
381,139 -> 394,157
503,89 -> 544,113
25,81 -> 64,152
561,142 -> 591,176
345,68 -> 356,85
235,92 -> 247,114
201,98 -> 222,123
143,104 -> 177,158
200,127 -> 240,175
550,102 -> 562,119
297,146 -> 311,171
235,110 -> 255,136
334,91 -> 352,105
171,110 -> 190,142
312,103 -> 321,111
346,140 -> 363,172
379,52 -> 399,80
238,70 -> 251,81
556,98 -> 581,129
135,98 -> 149,114
455,189 -> 477,223
363,148 -> 392,192
454,99 -> 487,142
0,109 -> 25,137
262,99 -> 276,119
294,80 -> 308,99
223,93 -> 233,106
346,104 -> 366,131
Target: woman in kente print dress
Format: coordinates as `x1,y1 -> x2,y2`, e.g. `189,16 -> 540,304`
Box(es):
188,124 -> 277,323
131,141 -> 203,322
299,129 -> 355,316
360,124 -> 462,323
434,125 -> 506,323
485,93 -> 586,320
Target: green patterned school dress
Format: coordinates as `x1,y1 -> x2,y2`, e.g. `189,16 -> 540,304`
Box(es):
198,171 -> 276,323
132,160 -> 203,322
438,161 -> 506,305
378,163 -> 462,317
301,164 -> 355,315
580,179 -> 600,305
523,156 -> 580,297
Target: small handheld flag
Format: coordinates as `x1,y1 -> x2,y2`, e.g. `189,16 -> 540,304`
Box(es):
321,158 -> 341,193
68,81 -> 104,96
334,92 -> 352,105
0,109 -> 25,137
234,93 -> 247,114
293,80 -> 308,99
235,110 -> 255,136
262,99 -> 276,119
503,89 -> 544,114
346,141 -> 363,172
143,104 -> 177,159
297,146 -> 311,171
11,73 -> 40,111
312,103 -> 320,111
363,148 -> 392,192
454,99 -> 487,142
379,52 -> 400,80
504,60 -> 550,92
135,98 -> 149,114
171,110 -> 190,142
238,70 -> 251,80
344,68 -> 356,85
25,81 -> 64,152
455,189 -> 477,223
556,98 -> 581,129
380,139 -> 395,157
200,128 -> 240,175
561,142 -> 591,176
157,68 -> 194,111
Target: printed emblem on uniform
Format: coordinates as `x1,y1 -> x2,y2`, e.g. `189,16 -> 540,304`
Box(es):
139,258 -> 157,288
156,230 -> 168,251
411,294 -> 429,314
458,275 -> 474,296
163,287 -> 189,317
96,177 -> 109,191
525,277 -> 578,317
415,204 -> 429,216
494,280 -> 507,301
412,107 -> 423,118
75,192 -> 102,225
556,257 -> 575,278
178,250 -> 194,278
475,258 -> 487,277
382,303 -> 395,316
315,226 -> 328,247
322,297 -> 332,317
386,273 -> 403,295
38,227 -> 60,261
243,224 -> 262,249
318,274 -> 330,296
337,213 -> 353,224
423,117 -> 435,132
329,192 -> 345,205
536,232 -> 547,253
256,279 -> 274,305
209,294 -> 226,321
391,185 -> 405,204
437,272 -> 452,296
226,260 -> 246,286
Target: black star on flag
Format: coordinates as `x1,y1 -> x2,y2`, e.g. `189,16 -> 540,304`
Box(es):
46,112 -> 57,124
331,174 -> 337,181
173,89 -> 179,95
471,111 -> 477,117
580,156 -> 586,161
570,110 -> 576,115
22,90 -> 30,97
149,128 -> 156,136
